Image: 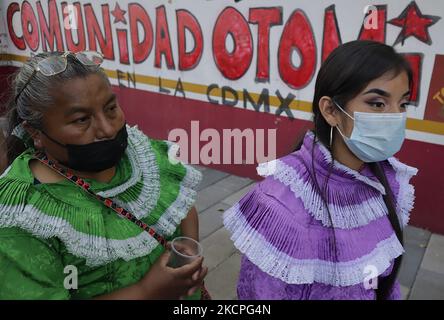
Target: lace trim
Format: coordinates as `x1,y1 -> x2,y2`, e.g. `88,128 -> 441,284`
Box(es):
224,203 -> 404,286
0,127 -> 202,266
256,132 -> 418,229
97,126 -> 143,197
0,165 -> 12,179
151,162 -> 202,235
0,204 -> 159,267
97,125 -> 161,220
387,157 -> 418,227
102,132 -> 201,234
258,159 -> 389,229
304,131 -> 386,194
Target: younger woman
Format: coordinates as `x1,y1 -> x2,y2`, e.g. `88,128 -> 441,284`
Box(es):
224,40 -> 418,300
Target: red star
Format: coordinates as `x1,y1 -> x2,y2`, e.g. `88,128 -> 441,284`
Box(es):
111,3 -> 127,25
388,1 -> 440,46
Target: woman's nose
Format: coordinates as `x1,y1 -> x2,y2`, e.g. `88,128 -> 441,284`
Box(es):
94,119 -> 116,140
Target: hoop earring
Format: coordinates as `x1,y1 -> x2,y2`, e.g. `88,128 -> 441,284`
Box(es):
330,126 -> 333,148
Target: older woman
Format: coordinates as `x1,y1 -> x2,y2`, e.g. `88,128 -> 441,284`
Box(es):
0,51 -> 207,299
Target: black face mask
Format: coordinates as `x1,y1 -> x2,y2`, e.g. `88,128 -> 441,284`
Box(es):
41,124 -> 128,172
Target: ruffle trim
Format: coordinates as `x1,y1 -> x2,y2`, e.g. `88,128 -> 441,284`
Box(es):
100,125 -> 202,236
305,131 -> 387,194
224,199 -> 405,286
257,159 -> 389,229
0,165 -> 12,179
0,126 -> 202,266
151,161 -> 202,235
0,203 -> 159,267
97,125 -> 161,220
387,157 -> 418,227
256,132 -> 417,229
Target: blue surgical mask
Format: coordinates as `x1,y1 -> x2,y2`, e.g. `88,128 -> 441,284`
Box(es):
334,102 -> 407,162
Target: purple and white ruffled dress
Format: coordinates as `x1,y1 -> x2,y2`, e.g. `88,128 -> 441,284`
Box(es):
223,131 -> 418,300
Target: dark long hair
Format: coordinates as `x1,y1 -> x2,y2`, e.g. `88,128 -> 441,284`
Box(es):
294,40 -> 412,300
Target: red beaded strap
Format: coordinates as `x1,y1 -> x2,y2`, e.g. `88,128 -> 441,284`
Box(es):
33,151 -> 167,247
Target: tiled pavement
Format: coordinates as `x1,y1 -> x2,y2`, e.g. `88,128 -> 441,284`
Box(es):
194,164 -> 444,300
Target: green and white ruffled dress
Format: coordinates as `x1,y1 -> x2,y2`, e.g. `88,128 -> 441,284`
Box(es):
0,125 -> 202,299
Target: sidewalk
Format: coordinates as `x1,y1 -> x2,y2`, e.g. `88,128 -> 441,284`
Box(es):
194,164 -> 444,300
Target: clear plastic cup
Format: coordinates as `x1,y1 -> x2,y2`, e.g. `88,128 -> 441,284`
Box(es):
167,236 -> 203,268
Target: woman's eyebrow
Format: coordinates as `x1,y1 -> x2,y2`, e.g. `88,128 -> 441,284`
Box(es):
64,106 -> 90,117
64,94 -> 117,117
363,88 -> 390,97
363,88 -> 411,99
103,94 -> 116,108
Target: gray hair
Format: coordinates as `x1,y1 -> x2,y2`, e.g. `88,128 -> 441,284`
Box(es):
6,51 -> 109,163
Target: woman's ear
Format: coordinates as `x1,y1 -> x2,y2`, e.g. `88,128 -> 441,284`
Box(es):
318,96 -> 340,127
22,121 -> 43,149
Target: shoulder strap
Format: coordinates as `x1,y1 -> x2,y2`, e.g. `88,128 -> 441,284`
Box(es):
32,151 -> 167,247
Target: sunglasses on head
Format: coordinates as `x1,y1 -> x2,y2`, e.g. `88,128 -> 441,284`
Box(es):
15,51 -> 104,104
